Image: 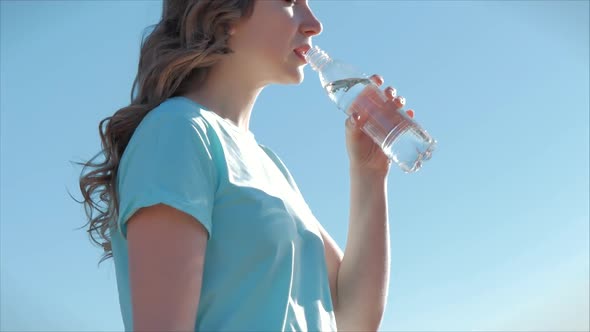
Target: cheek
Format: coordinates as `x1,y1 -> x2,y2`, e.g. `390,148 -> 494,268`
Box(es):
232,9 -> 297,64
259,18 -> 292,45
243,28 -> 291,61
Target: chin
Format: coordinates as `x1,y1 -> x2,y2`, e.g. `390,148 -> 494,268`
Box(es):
281,66 -> 306,85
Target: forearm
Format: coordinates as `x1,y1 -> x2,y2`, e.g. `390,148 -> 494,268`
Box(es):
335,168 -> 390,331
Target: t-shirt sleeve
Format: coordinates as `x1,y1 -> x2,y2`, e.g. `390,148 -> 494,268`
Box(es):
116,111 -> 217,240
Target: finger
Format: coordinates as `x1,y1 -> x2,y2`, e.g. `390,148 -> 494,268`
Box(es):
385,87 -> 397,100
369,74 -> 384,87
406,109 -> 414,118
393,96 -> 406,109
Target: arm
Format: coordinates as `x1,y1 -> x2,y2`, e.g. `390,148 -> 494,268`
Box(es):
127,203 -> 208,331
321,73 -> 406,330
320,170 -> 390,332
337,169 -> 390,330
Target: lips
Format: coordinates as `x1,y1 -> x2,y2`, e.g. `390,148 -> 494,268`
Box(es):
293,44 -> 312,62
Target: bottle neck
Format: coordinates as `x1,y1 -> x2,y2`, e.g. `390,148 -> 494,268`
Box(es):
305,46 -> 333,72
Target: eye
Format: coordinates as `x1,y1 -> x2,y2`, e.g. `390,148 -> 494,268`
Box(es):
284,0 -> 297,5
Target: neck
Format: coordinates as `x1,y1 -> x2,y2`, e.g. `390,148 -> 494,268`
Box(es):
181,60 -> 265,133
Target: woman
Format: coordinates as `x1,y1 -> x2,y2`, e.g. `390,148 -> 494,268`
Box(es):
78,0 -> 413,331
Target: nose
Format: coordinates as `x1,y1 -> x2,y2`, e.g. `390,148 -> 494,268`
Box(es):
300,9 -> 323,37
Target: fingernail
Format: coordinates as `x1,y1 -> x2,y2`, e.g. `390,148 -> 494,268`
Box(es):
390,88 -> 397,97
399,97 -> 406,105
351,112 -> 360,126
372,75 -> 383,85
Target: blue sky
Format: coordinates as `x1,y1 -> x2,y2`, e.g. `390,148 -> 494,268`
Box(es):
1,0 -> 588,331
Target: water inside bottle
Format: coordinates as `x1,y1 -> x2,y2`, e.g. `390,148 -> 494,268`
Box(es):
323,78 -> 372,113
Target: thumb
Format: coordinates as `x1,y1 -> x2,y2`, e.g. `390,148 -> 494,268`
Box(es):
346,112 -> 366,130
346,112 -> 370,140
346,112 -> 362,130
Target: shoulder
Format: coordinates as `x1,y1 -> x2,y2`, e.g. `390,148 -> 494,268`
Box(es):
120,96 -> 229,170
140,96 -> 212,134
126,96 -> 229,156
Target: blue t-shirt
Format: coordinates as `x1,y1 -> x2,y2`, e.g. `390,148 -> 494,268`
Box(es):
110,96 -> 337,331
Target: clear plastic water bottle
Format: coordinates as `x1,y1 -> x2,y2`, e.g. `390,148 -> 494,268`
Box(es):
304,46 -> 436,173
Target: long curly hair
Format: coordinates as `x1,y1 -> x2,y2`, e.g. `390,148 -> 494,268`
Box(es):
74,0 -> 255,266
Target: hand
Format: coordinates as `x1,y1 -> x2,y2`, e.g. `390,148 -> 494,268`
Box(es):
345,74 -> 415,174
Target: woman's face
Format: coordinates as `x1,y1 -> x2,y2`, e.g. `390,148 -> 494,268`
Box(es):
229,0 -> 323,85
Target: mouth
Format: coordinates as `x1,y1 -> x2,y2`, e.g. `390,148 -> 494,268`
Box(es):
293,44 -> 312,63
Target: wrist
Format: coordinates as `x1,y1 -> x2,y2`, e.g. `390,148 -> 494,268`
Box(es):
348,157 -> 391,178
349,166 -> 389,181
